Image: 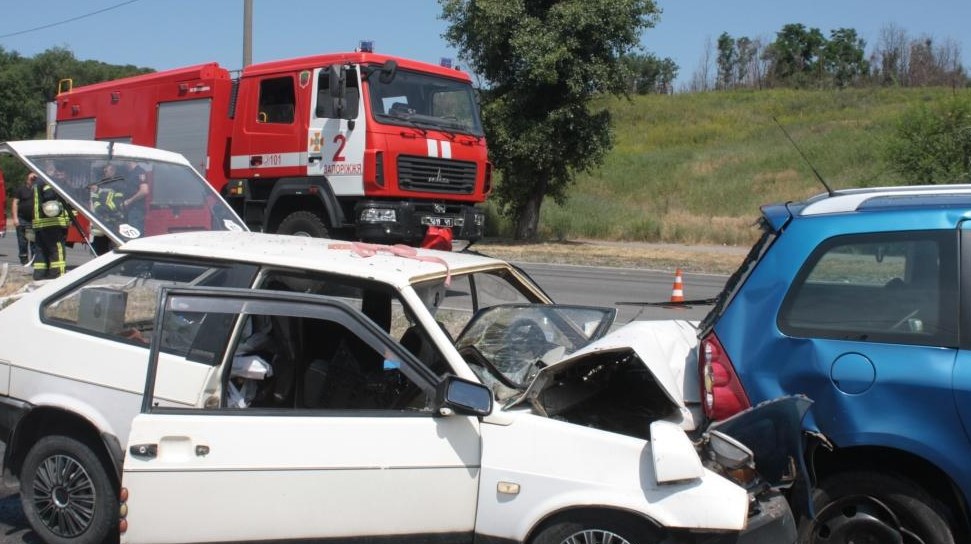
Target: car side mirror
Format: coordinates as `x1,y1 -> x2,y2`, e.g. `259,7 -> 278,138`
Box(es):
435,375 -> 492,417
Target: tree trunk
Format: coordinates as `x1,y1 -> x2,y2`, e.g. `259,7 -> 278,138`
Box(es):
513,190 -> 544,241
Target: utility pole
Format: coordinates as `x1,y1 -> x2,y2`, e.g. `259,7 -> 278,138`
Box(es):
243,0 -> 253,67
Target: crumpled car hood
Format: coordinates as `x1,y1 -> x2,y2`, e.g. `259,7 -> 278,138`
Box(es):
509,319 -> 703,430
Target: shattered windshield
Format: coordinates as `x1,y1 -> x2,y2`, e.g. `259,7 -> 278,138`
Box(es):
454,304 -> 615,399
5,144 -> 246,245
368,68 -> 483,136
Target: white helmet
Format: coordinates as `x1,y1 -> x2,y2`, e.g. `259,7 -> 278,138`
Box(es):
42,200 -> 64,218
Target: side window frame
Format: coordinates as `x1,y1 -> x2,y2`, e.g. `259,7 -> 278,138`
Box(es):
778,229 -> 959,347
257,76 -> 296,124
144,287 -> 441,415
39,256 -> 257,349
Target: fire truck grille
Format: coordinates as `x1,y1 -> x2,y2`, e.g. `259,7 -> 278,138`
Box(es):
397,155 -> 477,194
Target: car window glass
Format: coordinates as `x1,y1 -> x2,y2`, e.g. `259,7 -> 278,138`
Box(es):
433,270 -> 537,339
258,270 -> 451,377
258,76 -> 295,124
150,294 -> 433,412
41,257 -> 257,350
779,231 -> 958,346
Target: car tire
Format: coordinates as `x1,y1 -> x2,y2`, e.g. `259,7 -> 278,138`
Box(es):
800,470 -> 954,544
20,435 -> 117,544
531,513 -> 659,544
277,211 -> 329,238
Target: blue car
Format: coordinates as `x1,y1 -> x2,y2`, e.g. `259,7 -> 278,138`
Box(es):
697,185 -> 971,544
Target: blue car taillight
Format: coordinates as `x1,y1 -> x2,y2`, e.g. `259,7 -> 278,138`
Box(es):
700,332 -> 751,421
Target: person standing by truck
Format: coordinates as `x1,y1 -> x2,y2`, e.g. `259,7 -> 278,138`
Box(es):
11,172 -> 37,265
32,165 -> 70,279
121,160 -> 149,234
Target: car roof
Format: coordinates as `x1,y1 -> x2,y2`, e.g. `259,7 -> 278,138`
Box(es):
797,184 -> 971,216
117,231 -> 507,287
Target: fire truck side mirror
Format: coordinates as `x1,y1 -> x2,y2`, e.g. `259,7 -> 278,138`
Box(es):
329,65 -> 346,100
379,60 -> 398,84
329,65 -> 347,119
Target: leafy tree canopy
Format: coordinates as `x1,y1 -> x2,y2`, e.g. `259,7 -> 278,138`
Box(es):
440,0 -> 660,239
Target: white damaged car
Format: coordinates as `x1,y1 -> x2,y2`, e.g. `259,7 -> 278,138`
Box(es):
0,229 -> 804,544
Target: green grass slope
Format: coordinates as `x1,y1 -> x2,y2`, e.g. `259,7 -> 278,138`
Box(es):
505,87 -> 964,246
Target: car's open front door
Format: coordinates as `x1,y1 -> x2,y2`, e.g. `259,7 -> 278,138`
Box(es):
121,287 -> 482,544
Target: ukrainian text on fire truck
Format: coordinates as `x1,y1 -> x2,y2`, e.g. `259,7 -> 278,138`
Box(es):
323,163 -> 363,175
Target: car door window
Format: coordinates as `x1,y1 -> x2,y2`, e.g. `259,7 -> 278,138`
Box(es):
779,230 -> 958,346
41,257 -> 257,347
147,289 -> 437,413
257,269 -> 454,377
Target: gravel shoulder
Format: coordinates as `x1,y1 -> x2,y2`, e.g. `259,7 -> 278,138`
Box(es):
471,239 -> 748,275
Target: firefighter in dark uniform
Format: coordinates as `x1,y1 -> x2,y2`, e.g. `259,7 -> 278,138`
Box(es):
32,175 -> 70,280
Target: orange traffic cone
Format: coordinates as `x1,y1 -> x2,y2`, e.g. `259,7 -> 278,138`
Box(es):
670,268 -> 685,303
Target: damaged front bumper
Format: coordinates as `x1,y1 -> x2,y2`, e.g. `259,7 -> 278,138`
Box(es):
674,489 -> 795,544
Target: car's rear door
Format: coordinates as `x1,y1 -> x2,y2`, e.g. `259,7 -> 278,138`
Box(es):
776,230 -> 966,459
121,287 -> 482,544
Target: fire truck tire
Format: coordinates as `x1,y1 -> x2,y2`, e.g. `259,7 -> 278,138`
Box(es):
278,211 -> 330,238
20,435 -> 117,544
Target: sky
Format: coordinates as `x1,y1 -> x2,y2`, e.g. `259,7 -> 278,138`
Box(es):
1,0 -> 969,89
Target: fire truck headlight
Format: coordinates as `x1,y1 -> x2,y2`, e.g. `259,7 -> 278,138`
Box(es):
360,208 -> 397,223
473,212 -> 485,226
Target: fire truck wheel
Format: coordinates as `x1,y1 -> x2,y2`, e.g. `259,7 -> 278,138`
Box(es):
278,211 -> 330,238
20,435 -> 117,544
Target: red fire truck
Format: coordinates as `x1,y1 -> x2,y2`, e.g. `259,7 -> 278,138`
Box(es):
49,48 -> 490,248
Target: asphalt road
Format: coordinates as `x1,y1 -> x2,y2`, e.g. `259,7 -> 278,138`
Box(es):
0,231 -> 727,542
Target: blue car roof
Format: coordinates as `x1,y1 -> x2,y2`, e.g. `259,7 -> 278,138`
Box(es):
760,186 -> 971,230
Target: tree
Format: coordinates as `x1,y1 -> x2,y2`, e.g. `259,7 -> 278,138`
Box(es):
822,28 -> 868,88
764,23 -> 825,87
884,96 -> 971,183
622,52 -> 678,94
735,36 -> 761,88
689,35 -> 714,92
439,0 -> 660,240
875,23 -> 909,86
0,47 -> 37,141
716,32 -> 737,89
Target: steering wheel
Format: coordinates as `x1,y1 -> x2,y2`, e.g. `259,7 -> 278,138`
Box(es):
502,318 -> 547,347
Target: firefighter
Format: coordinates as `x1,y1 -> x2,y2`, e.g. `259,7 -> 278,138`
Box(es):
32,169 -> 71,280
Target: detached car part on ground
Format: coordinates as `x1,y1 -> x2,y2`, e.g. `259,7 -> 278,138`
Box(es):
0,227 -> 801,544
698,184 -> 971,544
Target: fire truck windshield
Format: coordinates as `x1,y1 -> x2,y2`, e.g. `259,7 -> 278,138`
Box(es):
368,68 -> 483,137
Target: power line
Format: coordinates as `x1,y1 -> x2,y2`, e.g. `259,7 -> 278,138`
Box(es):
0,0 -> 142,40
